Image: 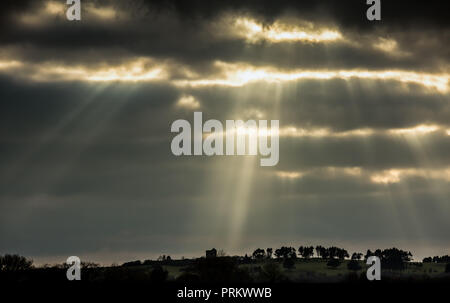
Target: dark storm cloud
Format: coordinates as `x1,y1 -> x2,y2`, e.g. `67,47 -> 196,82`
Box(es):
0,1 -> 449,261
5,0 -> 447,30
0,0 -> 448,73
142,0 -> 450,30
0,0 -> 34,26
2,35 -> 447,73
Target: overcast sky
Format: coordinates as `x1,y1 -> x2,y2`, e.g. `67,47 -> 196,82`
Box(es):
0,0 -> 449,264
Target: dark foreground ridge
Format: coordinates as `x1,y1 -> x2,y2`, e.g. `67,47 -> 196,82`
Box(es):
1,246 -> 449,284
2,247 -> 449,302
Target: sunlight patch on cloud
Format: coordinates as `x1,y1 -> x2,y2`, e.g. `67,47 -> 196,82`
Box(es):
370,168 -> 450,184
201,124 -> 279,142
234,18 -> 342,43
0,57 -> 168,82
176,95 -> 201,109
280,125 -> 448,138
373,37 -> 410,58
17,1 -> 124,26
87,5 -> 118,20
84,62 -> 165,82
240,108 -> 266,120
325,167 -> 363,177
389,124 -> 439,135
371,169 -> 402,184
275,171 -> 304,179
279,126 -> 375,138
175,62 -> 449,92
0,60 -> 22,69
19,1 -> 65,25
273,167 -> 363,181
202,124 -> 448,141
273,167 -> 450,185
1,56 -> 448,92
45,1 -> 65,15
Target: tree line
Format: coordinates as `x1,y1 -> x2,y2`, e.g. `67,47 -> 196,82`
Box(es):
251,246 -> 377,261
249,246 -> 414,270
1,248 -> 450,272
422,255 -> 450,263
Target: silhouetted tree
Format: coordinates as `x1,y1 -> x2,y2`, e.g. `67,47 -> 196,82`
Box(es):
374,249 -> 383,258
318,246 -> 330,259
328,247 -> 338,259
243,254 -> 251,264
0,254 -> 33,271
298,246 -> 314,259
366,248 -> 412,270
315,246 -> 323,258
425,255 -> 450,263
81,261 -> 99,269
274,247 -> 296,259
336,248 -> 349,260
383,248 -> 412,270
318,247 -> 348,260
351,253 -> 363,260
365,249 -> 374,260
266,248 -> 273,259
252,248 -> 266,260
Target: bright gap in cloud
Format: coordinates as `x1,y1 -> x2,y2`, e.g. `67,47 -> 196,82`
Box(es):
176,95 -> 201,109
371,168 -> 450,184
275,171 -> 304,179
216,124 -> 444,139
0,57 -> 448,93
274,167 -> 450,185
234,18 -> 342,43
389,125 -> 439,135
176,62 -> 449,92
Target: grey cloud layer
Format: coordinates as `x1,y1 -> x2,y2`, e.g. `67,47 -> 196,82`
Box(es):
0,1 -> 448,73
0,0 -> 449,261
